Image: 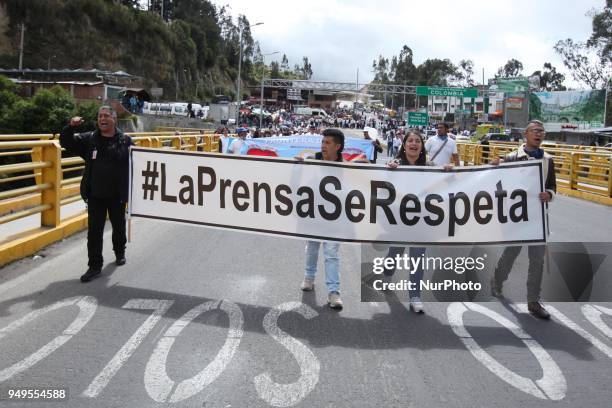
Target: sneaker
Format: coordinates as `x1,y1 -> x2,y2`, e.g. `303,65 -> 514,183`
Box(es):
80,268 -> 102,283
328,292 -> 343,310
409,297 -> 424,314
528,301 -> 551,319
115,254 -> 126,266
300,277 -> 315,291
490,277 -> 503,298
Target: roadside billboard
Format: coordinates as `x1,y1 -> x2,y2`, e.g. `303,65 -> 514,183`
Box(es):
529,90 -> 605,127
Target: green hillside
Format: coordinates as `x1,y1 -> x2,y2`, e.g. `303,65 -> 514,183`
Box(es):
0,0 -> 302,101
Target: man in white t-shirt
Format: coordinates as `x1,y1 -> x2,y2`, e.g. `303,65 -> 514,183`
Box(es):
424,122 -> 459,166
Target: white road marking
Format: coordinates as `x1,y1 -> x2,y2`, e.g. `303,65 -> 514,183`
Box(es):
512,303 -> 612,359
144,300 -> 244,403
447,302 -> 566,400
0,296 -> 97,382
82,299 -> 174,398
254,302 -> 320,407
582,305 -> 612,339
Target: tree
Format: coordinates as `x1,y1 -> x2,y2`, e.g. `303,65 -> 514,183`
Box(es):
495,58 -> 524,78
280,54 -> 290,71
0,75 -> 19,113
0,85 -> 75,133
531,62 -> 566,91
452,59 -> 475,87
415,58 -> 459,86
0,0 -> 302,100
371,55 -> 391,83
393,45 -> 417,84
75,101 -> 102,131
587,0 -> 612,62
554,39 -> 610,89
301,56 -> 313,79
269,61 -> 280,78
554,2 -> 611,90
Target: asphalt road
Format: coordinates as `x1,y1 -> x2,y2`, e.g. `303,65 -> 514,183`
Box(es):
0,192 -> 611,407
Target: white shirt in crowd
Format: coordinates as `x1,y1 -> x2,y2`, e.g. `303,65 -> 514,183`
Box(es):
424,134 -> 458,165
229,138 -> 245,154
392,136 -> 402,149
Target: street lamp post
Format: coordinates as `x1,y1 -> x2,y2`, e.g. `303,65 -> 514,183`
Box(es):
236,21 -> 263,124
260,51 -> 279,129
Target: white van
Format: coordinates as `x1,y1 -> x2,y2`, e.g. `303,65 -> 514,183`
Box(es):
310,108 -> 329,118
143,102 -> 205,117
143,102 -> 172,115
294,107 -> 329,118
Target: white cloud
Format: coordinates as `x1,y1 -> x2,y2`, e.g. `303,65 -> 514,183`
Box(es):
213,0 -> 604,88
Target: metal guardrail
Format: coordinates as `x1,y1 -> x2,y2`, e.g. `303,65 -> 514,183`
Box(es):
0,132 -> 222,230
457,142 -> 612,203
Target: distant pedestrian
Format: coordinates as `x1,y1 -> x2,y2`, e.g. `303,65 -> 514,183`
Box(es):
129,95 -> 137,113
364,129 -> 383,163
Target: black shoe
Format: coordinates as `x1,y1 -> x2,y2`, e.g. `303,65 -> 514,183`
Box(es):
80,268 -> 102,282
528,301 -> 551,319
115,254 -> 126,266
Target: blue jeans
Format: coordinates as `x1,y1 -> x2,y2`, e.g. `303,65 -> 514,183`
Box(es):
383,246 -> 426,298
305,241 -> 340,293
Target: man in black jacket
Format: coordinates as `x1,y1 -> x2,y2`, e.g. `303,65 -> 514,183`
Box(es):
60,106 -> 132,282
490,120 -> 556,319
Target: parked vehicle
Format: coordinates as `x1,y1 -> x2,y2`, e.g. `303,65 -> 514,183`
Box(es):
143,102 -> 206,117
425,130 -> 437,140
479,133 -> 516,145
294,107 -> 329,117
475,124 -> 506,139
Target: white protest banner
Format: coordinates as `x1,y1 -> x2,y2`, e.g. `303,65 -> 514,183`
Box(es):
130,147 -> 547,245
222,135 -> 375,161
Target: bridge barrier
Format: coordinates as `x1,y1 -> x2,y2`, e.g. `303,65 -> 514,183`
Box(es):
0,135 -> 608,267
456,142 -> 611,205
0,132 -> 222,267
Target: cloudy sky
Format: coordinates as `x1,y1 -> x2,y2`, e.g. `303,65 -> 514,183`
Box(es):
212,0 -> 604,89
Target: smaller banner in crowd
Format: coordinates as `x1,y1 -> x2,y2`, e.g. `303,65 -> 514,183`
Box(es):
221,135 -> 376,161
129,148 -> 547,245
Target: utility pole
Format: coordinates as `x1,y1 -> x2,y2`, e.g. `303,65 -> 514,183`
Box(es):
175,68 -> 178,100
403,81 -> 406,114
355,68 -> 359,107
260,51 -> 279,128
18,23 -> 25,71
236,24 -> 244,122
236,21 -> 264,124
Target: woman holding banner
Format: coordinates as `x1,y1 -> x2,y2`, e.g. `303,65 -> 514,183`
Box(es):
385,130 -> 453,313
